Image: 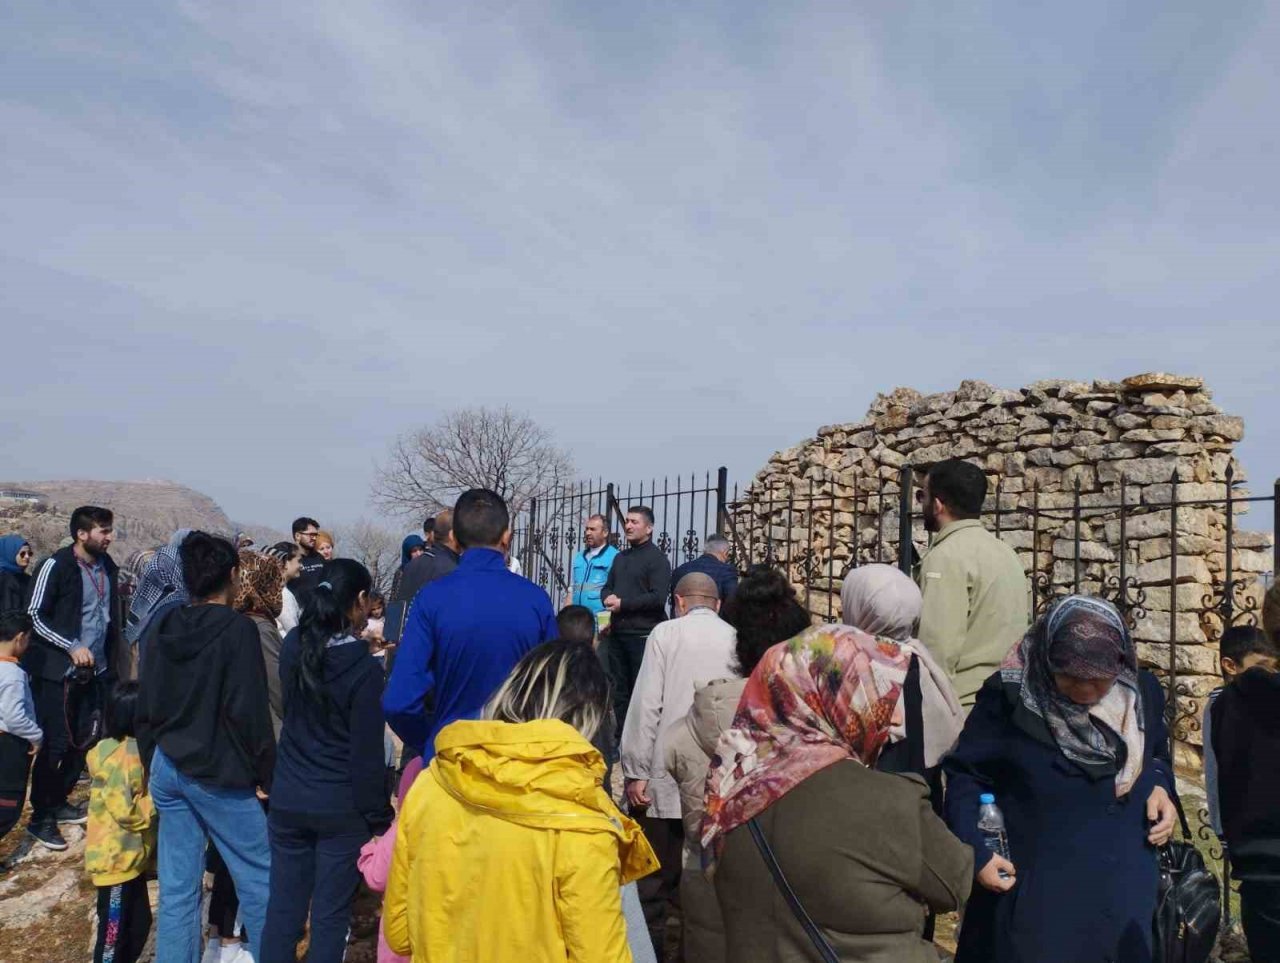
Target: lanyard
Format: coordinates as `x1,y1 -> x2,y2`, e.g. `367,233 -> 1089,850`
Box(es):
79,558 -> 107,604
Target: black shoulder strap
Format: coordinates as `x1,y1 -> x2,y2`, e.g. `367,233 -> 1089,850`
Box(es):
747,819 -> 840,963
904,654 -> 926,775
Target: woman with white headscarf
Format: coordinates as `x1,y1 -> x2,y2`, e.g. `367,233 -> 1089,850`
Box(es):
841,564 -> 964,773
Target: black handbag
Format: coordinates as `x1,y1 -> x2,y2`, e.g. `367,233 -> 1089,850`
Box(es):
1153,794 -> 1221,963
747,818 -> 841,963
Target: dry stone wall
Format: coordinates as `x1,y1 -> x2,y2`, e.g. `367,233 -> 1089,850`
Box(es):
737,373 -> 1272,769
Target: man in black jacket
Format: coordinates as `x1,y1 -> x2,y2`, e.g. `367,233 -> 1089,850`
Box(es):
290,516 -> 325,609
601,506 -> 672,732
392,510 -> 459,607
24,505 -> 119,850
1211,653 -> 1280,961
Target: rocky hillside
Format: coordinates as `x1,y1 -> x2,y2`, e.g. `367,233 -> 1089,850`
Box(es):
0,479 -> 283,560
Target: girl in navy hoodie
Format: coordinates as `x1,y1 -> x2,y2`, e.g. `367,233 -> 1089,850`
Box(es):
260,559 -> 394,963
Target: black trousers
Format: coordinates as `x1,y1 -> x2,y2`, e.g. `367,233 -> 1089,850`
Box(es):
603,629 -> 650,734
635,813 -> 684,962
207,842 -> 244,939
260,811 -> 367,963
1243,881 -> 1280,963
93,875 -> 152,963
30,675 -> 101,819
0,733 -> 32,839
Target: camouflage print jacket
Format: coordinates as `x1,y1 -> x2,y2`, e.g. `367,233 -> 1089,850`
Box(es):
86,736 -> 155,886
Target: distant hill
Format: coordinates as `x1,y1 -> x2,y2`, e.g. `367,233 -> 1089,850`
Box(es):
0,479 -> 284,562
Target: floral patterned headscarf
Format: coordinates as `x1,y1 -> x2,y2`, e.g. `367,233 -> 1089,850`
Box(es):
234,549 -> 284,621
700,623 -> 912,872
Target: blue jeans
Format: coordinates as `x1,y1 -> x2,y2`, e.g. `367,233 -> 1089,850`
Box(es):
149,748 -> 271,963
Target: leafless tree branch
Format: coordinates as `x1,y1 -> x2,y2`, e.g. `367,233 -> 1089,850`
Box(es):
370,406 -> 575,521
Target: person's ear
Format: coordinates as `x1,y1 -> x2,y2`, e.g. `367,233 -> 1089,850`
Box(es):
712,599 -> 721,613
499,529 -> 512,551
1221,657 -> 1238,677
674,594 -> 686,616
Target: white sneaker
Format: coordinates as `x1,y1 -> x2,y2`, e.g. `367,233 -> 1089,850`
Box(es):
220,945 -> 254,963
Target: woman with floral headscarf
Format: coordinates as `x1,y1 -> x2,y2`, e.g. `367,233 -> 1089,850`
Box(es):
701,624 -> 972,962
943,595 -> 1178,963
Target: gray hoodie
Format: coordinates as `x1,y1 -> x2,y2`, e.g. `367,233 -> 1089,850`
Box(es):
0,660 -> 42,746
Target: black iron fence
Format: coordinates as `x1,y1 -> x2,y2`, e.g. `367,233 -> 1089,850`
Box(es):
512,463 -> 1277,932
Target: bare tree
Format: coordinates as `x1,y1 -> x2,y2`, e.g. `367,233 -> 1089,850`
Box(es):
372,406 -> 575,520
334,518 -> 402,596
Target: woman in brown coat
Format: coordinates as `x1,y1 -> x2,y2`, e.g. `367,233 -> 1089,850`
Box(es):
665,566 -> 811,962
702,624 -> 973,963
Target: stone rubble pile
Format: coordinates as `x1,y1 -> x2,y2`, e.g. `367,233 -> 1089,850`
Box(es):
736,372 -> 1271,767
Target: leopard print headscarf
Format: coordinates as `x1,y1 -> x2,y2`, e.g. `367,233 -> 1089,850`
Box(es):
235,549 -> 284,621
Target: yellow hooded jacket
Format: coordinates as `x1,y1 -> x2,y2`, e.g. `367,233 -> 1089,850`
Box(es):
384,719 -> 658,962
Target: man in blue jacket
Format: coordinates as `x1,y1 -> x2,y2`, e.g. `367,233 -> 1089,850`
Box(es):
667,534 -> 737,611
383,489 -> 557,760
566,514 -> 618,617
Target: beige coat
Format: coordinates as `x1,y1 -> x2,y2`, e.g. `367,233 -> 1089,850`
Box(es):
620,607 -> 737,819
665,676 -> 746,963
917,519 -> 1031,708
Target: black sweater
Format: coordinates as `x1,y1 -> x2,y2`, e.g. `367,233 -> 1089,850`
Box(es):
0,570 -> 30,614
602,539 -> 672,635
271,630 -> 393,834
1211,667 -> 1280,880
137,604 -> 276,791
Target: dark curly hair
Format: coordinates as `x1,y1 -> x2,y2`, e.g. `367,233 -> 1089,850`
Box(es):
720,565 -> 812,675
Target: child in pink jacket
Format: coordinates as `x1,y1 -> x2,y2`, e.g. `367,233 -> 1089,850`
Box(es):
359,757 -> 423,963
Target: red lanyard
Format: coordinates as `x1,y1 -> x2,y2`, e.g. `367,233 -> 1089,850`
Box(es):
79,558 -> 107,603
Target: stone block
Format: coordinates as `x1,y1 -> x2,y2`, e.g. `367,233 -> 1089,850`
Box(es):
944,401 -> 987,421
1135,555 -> 1212,585
986,389 -> 1025,406
1193,415 -> 1244,441
1052,538 -> 1115,561
1147,441 -> 1203,457
1113,412 -> 1148,430
1139,583 -> 1217,613
955,380 -> 997,402
1121,373 -> 1205,393
1103,508 -> 1215,543
1136,641 -> 1219,675
1098,458 -> 1181,486
1142,482 -> 1225,504
1119,428 -> 1184,442
1137,534 -> 1217,562
1132,610 -> 1208,644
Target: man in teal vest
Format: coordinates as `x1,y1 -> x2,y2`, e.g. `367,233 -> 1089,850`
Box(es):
567,514 -> 618,616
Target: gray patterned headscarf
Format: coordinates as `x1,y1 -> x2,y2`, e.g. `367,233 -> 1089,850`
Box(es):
1000,595 -> 1145,794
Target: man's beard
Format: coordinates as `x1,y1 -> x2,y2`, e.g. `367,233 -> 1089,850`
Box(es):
922,504 -> 939,534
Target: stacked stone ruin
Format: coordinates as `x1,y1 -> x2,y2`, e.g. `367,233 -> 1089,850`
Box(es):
735,373 -> 1272,769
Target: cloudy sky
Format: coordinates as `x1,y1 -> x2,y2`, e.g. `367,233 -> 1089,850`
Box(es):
2,0 -> 1277,529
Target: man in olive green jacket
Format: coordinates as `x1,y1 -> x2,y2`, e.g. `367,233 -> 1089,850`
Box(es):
917,460 -> 1031,709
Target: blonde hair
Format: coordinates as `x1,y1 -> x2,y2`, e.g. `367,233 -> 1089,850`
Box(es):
484,641 -> 609,741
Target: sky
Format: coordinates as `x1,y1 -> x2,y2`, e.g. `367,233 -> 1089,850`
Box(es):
2,0 -> 1278,529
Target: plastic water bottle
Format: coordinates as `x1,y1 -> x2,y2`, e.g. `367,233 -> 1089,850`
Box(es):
978,793 -> 1012,880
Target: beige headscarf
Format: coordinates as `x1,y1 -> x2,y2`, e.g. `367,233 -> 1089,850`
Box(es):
841,564 -> 964,767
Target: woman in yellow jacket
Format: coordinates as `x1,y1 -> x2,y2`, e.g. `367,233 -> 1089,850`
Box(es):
384,640 -> 658,962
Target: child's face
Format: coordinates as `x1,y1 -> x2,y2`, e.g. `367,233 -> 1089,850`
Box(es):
1222,651 -> 1278,680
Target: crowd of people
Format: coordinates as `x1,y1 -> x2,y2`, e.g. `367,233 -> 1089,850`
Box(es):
0,456 -> 1278,962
